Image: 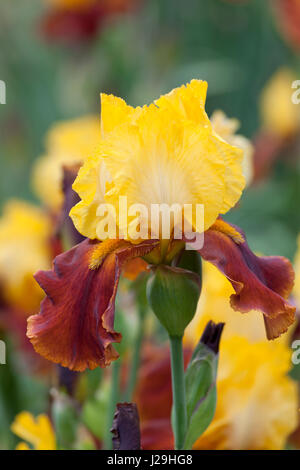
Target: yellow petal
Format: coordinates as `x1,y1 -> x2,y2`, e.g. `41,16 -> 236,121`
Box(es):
156,81 -> 246,216
71,81 -> 245,240
70,153 -> 112,240
32,115 -> 100,211
260,68 -> 300,138
100,93 -> 137,137
155,79 -> 209,126
211,110 -> 254,186
194,337 -> 298,450
0,200 -> 52,312
185,259 -> 298,450
16,442 -> 31,450
156,83 -> 245,213
11,412 -> 56,450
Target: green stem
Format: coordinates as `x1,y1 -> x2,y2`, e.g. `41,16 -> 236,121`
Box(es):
104,359 -> 121,450
169,335 -> 187,450
124,310 -> 146,402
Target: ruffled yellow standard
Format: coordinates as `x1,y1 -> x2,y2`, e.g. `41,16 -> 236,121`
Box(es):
71,80 -> 245,240
210,110 -> 253,186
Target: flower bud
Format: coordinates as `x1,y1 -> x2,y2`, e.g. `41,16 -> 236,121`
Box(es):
183,320 -> 224,449
146,265 -> 201,337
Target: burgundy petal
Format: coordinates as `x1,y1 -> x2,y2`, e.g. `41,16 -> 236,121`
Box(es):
197,220 -> 295,339
27,239 -> 158,371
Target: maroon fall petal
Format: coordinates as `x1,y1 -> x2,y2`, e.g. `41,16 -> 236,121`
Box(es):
197,220 -> 295,339
27,238 -> 158,371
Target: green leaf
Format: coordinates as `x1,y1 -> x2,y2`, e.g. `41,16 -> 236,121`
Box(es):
81,382 -> 110,440
52,393 -> 78,449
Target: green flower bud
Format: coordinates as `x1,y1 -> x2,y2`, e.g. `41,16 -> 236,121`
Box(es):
174,249 -> 202,279
146,265 -> 201,337
183,321 -> 224,449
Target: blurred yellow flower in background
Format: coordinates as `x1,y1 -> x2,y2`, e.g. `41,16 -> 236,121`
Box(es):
46,0 -> 97,11
71,80 -> 245,240
194,337 -> 298,450
11,412 -> 56,450
184,261 -> 298,449
185,261 -> 273,344
32,115 -> 100,211
210,110 -> 253,186
0,200 -> 52,312
260,67 -> 300,138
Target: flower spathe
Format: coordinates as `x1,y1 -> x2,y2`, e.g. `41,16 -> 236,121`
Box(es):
11,412 -> 56,450
28,80 -> 296,371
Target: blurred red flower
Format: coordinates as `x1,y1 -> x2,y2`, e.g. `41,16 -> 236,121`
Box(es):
274,0 -> 300,50
41,0 -> 140,42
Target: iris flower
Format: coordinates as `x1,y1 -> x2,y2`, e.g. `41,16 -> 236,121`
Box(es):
27,80 -> 295,371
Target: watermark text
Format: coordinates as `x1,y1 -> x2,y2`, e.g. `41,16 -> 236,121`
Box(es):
95,197 -> 204,250
0,340 -> 6,365
0,80 -> 6,104
292,80 -> 300,105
